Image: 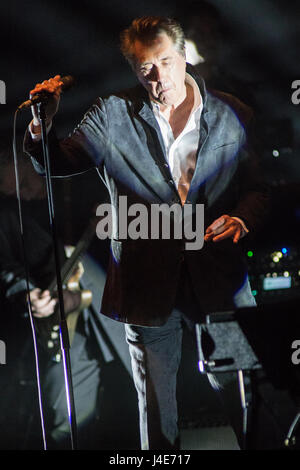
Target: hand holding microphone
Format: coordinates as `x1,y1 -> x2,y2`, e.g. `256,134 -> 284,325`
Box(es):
19,74 -> 75,133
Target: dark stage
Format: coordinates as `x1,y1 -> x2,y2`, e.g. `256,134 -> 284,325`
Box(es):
1,0 -> 300,453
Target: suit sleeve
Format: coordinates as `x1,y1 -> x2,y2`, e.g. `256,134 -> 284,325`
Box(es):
209,89 -> 270,236
230,115 -> 270,235
23,97 -> 109,177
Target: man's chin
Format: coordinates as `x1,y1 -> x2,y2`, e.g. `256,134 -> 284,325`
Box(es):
159,89 -> 172,100
154,94 -> 174,108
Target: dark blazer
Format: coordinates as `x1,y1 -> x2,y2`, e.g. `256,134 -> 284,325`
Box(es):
24,67 -> 269,326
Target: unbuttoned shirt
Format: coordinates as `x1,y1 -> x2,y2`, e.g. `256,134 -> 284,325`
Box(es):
151,72 -> 248,236
151,73 -> 202,205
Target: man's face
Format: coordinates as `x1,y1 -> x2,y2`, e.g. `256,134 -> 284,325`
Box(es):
133,33 -> 187,108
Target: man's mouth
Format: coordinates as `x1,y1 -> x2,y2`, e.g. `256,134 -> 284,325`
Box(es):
160,87 -> 171,93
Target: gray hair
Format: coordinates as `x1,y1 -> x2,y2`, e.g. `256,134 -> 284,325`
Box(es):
120,16 -> 186,67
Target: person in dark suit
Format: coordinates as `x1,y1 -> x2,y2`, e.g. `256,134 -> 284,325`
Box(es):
24,16 -> 269,449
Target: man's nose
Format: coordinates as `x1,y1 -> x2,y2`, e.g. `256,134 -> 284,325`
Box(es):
150,65 -> 166,82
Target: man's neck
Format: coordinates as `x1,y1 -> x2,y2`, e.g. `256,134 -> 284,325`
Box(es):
164,82 -> 193,115
160,83 -> 195,139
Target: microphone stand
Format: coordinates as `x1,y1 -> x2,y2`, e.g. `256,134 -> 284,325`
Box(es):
37,102 -> 78,450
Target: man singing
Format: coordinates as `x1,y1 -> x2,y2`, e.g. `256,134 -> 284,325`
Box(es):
24,16 -> 269,449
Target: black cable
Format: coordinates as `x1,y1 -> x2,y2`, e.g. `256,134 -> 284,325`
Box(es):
12,109 -> 47,450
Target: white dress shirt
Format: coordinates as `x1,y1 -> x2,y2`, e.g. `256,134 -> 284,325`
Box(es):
151,73 -> 202,205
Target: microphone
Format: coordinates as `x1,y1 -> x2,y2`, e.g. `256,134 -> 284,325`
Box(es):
18,75 -> 75,111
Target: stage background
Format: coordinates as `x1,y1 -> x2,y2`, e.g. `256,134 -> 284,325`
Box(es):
1,0 -> 300,450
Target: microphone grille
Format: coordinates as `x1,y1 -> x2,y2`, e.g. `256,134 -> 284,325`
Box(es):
61,75 -> 76,91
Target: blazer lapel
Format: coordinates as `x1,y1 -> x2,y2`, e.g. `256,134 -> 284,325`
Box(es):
187,109 -> 210,203
135,98 -> 180,203
183,71 -> 212,204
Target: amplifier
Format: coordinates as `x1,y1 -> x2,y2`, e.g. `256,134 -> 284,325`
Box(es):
247,245 -> 300,304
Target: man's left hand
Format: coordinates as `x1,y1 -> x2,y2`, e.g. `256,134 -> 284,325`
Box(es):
204,215 -> 243,244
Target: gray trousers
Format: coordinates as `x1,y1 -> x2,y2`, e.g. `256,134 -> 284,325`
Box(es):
125,265 -> 256,450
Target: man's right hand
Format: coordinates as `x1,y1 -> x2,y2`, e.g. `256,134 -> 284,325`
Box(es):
30,75 -> 63,133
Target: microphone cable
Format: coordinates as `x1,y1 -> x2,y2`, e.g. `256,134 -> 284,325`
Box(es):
12,109 -> 47,450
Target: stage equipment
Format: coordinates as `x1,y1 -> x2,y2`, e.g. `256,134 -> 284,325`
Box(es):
247,245 -> 300,304
196,300 -> 300,449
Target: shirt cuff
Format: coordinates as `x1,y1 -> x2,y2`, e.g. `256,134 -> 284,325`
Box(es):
232,217 -> 249,238
29,120 -> 52,141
